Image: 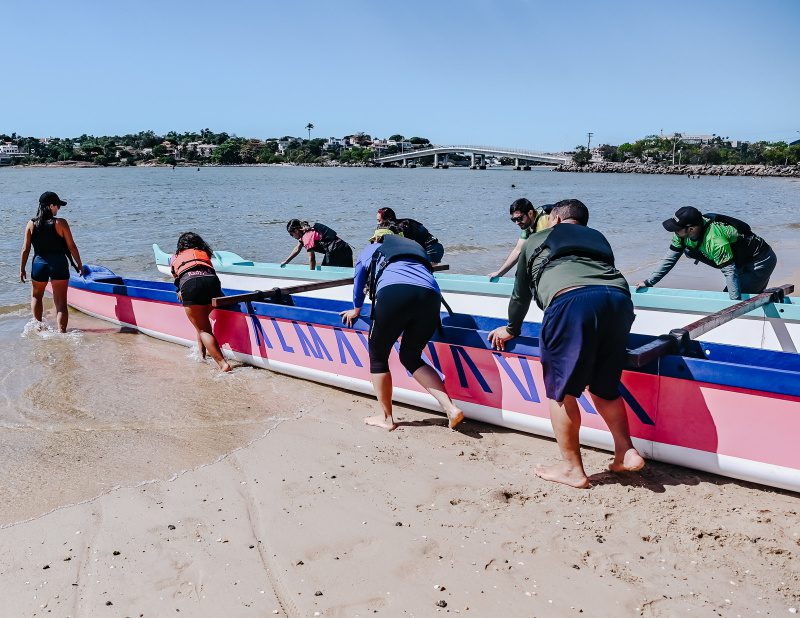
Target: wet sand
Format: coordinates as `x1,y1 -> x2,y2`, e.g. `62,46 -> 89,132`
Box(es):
1,312 -> 798,616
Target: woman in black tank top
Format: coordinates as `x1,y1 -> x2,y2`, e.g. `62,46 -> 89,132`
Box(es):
20,192 -> 83,333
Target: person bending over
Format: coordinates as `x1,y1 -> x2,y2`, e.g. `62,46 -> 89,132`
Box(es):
340,226 -> 464,431
282,219 -> 353,269
636,206 -> 777,300
376,207 -> 445,266
489,198 -> 553,279
488,199 -> 644,489
20,191 -> 83,332
171,232 -> 231,372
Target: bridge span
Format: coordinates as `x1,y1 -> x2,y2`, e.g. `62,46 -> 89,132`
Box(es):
374,144 -> 568,169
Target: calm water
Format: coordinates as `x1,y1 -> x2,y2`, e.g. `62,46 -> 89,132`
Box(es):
2,166 -> 798,307
1,166 -> 798,524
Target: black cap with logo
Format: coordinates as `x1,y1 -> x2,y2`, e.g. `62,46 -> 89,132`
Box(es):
39,191 -> 67,207
662,206 -> 703,232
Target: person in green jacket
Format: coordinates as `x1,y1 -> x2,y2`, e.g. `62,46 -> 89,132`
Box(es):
636,206 -> 777,299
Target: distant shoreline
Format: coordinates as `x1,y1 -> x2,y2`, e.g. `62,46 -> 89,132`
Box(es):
555,161 -> 800,177
4,160 -> 800,177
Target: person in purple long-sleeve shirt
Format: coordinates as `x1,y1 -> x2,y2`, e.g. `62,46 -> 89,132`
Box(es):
340,227 -> 464,431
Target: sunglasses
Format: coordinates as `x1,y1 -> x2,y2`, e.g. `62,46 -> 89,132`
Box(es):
510,215 -> 526,223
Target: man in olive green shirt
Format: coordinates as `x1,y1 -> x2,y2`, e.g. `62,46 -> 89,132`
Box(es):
488,199 -> 645,489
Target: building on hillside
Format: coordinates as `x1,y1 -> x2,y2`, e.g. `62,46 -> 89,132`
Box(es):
323,137 -> 347,151
0,143 -> 21,155
186,142 -> 217,157
665,133 -> 716,145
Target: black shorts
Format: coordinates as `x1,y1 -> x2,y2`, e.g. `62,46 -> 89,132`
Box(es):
31,253 -> 70,282
323,239 -> 354,267
179,273 -> 223,306
540,286 -> 634,402
368,284 -> 441,374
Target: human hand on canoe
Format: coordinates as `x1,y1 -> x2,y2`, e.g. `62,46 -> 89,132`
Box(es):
340,307 -> 361,328
488,326 -> 515,351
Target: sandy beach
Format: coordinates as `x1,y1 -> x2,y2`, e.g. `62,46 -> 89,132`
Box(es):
1,321 -> 798,617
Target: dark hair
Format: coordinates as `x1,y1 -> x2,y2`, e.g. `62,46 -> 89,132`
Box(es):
378,221 -> 403,234
509,198 -> 535,215
551,199 -> 589,226
286,219 -> 309,233
176,232 -> 213,255
377,207 -> 397,222
32,202 -> 55,231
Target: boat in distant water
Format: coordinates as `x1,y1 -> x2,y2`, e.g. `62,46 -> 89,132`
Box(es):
67,264 -> 800,492
153,244 -> 800,352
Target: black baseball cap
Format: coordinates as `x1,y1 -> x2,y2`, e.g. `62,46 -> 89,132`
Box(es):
39,191 -> 67,207
662,206 -> 702,232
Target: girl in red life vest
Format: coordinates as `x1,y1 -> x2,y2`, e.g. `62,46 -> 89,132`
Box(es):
170,232 -> 231,372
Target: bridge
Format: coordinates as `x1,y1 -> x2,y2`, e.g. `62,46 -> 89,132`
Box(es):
374,144 -> 568,169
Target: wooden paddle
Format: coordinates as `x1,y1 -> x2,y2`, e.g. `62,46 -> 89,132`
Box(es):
626,284 -> 794,367
211,264 -> 450,308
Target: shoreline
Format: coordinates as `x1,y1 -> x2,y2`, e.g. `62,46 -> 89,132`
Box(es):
1,350 -> 798,616
6,160 -> 800,177
556,161 -> 800,177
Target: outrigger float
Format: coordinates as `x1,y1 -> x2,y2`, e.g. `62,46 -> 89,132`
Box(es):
69,264 -> 800,492
154,245 -> 800,352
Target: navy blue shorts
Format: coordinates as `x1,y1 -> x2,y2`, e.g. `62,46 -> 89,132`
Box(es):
540,286 -> 634,402
31,253 -> 70,282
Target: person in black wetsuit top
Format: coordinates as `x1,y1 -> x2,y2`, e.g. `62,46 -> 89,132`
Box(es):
282,220 -> 354,269
376,208 -> 445,265
19,191 -> 83,333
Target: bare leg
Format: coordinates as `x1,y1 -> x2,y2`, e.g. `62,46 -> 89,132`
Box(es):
535,396 -> 591,488
366,371 -> 397,430
31,280 -> 47,323
196,331 -> 207,359
411,364 -> 464,429
183,305 -> 231,372
50,279 -> 70,333
593,394 -> 645,473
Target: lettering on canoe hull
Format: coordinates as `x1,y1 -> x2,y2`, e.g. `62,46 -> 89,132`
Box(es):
254,318 -> 652,425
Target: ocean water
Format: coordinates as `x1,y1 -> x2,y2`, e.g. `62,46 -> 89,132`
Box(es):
1,166 -> 798,524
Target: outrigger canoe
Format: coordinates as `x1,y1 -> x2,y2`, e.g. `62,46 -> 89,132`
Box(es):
153,245 -> 800,352
69,265 -> 800,492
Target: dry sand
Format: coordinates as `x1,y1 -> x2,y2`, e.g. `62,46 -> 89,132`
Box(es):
1,371 -> 798,617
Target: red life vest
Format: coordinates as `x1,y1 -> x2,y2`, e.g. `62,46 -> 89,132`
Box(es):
170,249 -> 213,277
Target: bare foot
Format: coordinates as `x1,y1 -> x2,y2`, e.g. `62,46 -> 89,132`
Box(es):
535,462 -> 591,489
448,409 -> 465,430
365,415 -> 397,431
609,448 -> 645,473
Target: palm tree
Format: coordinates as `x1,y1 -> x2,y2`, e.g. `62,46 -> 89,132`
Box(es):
305,123 -> 314,141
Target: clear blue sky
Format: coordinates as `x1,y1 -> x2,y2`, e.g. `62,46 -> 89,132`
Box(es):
1,0 -> 797,150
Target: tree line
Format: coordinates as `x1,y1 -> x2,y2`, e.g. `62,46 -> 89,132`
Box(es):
572,134 -> 800,166
0,130 -> 431,166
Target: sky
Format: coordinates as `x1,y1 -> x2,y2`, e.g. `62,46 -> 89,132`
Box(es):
1,0 -> 798,151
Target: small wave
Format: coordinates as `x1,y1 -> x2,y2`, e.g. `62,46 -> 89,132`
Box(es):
0,304 -> 29,319
787,222 -> 800,229
20,318 -> 84,341
445,244 -> 489,255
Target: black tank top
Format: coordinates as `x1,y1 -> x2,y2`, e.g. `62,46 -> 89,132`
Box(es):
31,219 -> 68,256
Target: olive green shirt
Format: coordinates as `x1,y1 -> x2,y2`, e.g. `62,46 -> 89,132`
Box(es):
507,226 -> 630,335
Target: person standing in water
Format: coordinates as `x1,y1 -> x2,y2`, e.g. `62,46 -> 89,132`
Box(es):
376,208 -> 445,266
19,191 -> 83,332
170,232 -> 231,372
282,219 -> 353,269
636,206 -> 777,300
340,226 -> 464,431
489,198 -> 552,279
487,199 -> 644,489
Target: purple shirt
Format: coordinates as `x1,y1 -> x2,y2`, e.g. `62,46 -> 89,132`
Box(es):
352,243 -> 440,308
